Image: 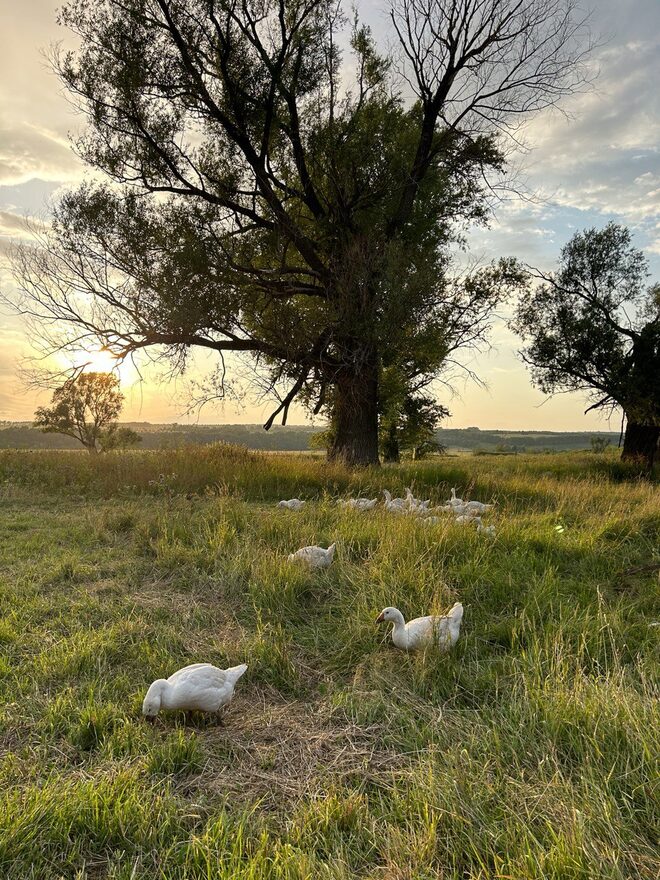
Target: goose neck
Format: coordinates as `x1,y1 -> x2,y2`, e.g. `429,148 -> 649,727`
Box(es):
153,679 -> 173,708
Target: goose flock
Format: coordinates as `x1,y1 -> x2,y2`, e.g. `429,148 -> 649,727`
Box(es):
280,485 -> 496,533
143,484 -> 491,721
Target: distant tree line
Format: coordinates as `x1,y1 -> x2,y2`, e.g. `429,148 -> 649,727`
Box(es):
0,421 -> 620,454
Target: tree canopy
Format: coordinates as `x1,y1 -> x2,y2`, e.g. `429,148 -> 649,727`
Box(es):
8,0 -> 591,464
511,224 -> 660,469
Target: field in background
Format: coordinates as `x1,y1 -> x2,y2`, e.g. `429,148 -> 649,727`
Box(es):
0,446 -> 658,879
0,421 -> 622,454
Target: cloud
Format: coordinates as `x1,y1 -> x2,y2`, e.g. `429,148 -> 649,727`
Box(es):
0,120 -> 82,185
0,0 -> 84,186
0,178 -> 64,213
0,209 -> 40,239
514,17 -> 660,235
468,4 -> 660,272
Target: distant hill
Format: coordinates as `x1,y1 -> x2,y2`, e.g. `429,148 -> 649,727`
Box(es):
0,421 -> 620,453
436,427 -> 620,453
0,422 -> 317,451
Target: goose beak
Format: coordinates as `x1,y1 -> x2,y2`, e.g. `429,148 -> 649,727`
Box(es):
375,611 -> 385,623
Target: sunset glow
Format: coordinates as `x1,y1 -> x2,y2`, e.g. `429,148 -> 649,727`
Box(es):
70,348 -> 138,386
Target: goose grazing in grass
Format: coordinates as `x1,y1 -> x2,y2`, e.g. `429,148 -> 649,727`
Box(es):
477,522 -> 496,536
455,513 -> 481,525
142,662 -> 248,722
464,500 -> 494,514
277,499 -> 305,511
288,542 -> 336,568
339,497 -> 377,511
376,603 -> 464,651
422,516 -> 441,526
383,489 -> 406,512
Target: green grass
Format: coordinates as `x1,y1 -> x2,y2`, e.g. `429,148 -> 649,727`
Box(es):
0,446 -> 658,879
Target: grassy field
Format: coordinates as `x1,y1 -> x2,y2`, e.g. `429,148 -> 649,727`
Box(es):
0,445 -> 658,879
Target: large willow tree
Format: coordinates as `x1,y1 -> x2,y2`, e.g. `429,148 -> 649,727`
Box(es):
9,0 -> 590,464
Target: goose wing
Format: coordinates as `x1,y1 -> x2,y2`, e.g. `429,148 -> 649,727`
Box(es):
166,663 -> 235,712
292,545 -> 328,564
168,663 -> 226,687
404,605 -> 463,650
404,615 -> 437,649
432,603 -> 464,648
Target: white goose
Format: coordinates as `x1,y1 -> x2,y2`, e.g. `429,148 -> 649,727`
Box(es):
446,488 -> 464,507
339,497 -> 377,511
277,499 -> 305,511
477,522 -> 496,536
455,513 -> 481,525
464,500 -> 494,514
404,487 -> 419,506
376,603 -> 464,651
142,662 -> 247,721
288,542 -> 336,568
383,489 -> 407,513
405,489 -> 432,515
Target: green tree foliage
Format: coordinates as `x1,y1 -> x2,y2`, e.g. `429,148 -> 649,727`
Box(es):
384,394 -> 449,460
34,373 -> 135,454
100,426 -> 143,451
512,224 -> 660,470
8,0 -> 590,465
379,365 -> 449,461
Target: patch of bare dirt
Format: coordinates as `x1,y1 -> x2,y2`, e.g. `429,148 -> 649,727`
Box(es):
174,689 -> 408,810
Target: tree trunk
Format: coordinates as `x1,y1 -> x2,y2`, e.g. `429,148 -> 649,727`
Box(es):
382,423 -> 400,463
621,420 -> 659,470
328,357 -> 380,467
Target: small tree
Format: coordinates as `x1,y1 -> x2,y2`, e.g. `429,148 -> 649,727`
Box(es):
34,372 -> 128,454
590,436 -> 611,454
100,425 -> 142,451
512,224 -> 660,470
380,386 -> 449,462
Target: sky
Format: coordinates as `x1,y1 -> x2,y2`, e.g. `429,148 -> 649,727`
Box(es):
1,0 -> 659,431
